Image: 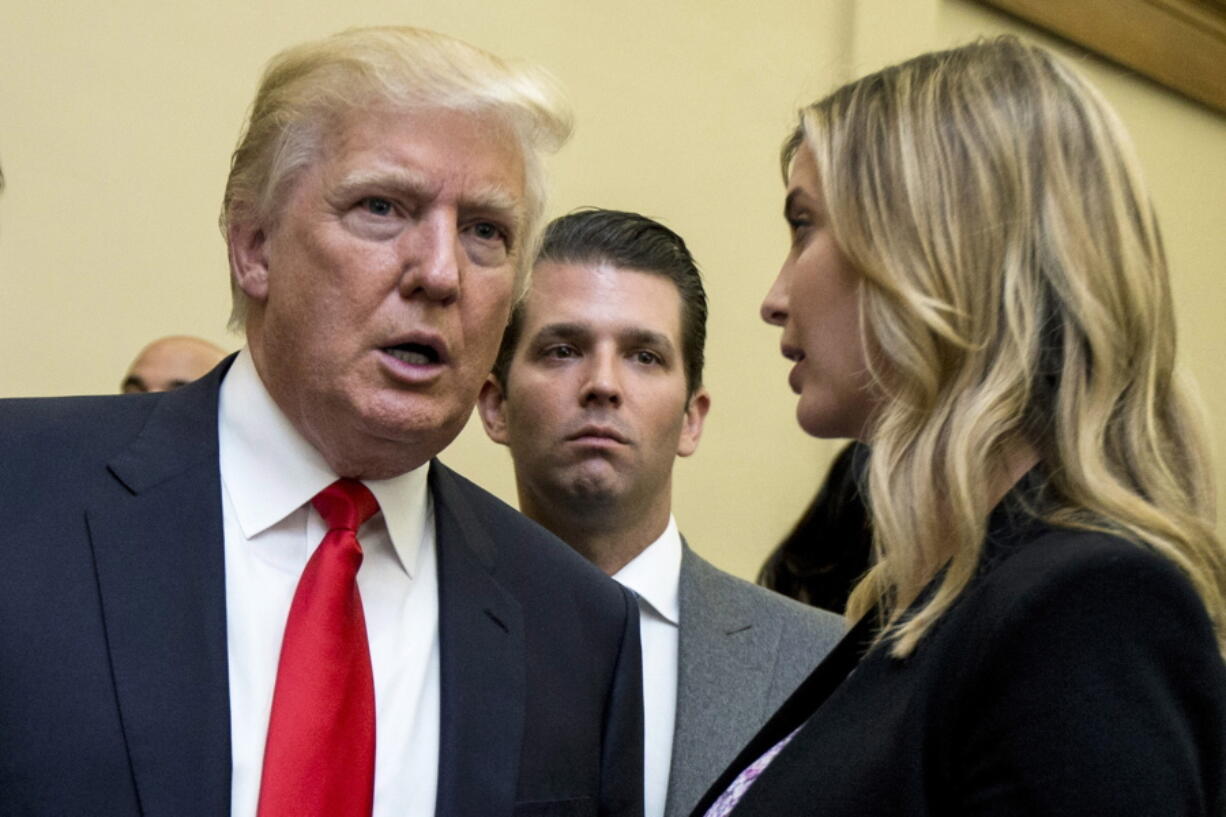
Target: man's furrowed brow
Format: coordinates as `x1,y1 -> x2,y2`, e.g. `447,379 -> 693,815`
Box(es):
333,167 -> 437,199
463,184 -> 520,213
462,185 -> 524,230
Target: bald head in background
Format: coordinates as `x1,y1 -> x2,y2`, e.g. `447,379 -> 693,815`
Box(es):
121,335 -> 227,393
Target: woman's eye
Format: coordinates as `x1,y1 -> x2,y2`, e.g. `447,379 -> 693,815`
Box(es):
787,216 -> 817,249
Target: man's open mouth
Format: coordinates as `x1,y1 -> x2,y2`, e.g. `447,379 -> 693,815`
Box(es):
383,342 -> 441,366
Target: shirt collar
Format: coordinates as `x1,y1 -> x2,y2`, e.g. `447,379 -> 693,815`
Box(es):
612,515 -> 682,626
217,348 -> 429,576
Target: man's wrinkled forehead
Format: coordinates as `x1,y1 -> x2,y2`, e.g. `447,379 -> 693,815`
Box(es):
329,108 -> 522,202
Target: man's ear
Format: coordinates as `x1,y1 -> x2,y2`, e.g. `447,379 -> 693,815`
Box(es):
676,387 -> 710,458
477,375 -> 511,446
227,219 -> 272,303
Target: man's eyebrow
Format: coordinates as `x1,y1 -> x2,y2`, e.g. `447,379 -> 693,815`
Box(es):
461,184 -> 521,218
529,324 -> 675,352
333,167 -> 437,198
530,322 -> 591,343
620,328 -> 675,354
331,169 -> 523,229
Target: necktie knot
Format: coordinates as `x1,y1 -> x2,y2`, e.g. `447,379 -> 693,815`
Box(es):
312,478 -> 379,533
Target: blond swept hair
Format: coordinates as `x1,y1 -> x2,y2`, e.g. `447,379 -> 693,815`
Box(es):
220,26 -> 572,328
785,36 -> 1226,658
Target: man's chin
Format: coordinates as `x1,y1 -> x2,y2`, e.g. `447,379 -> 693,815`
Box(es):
561,468 -> 624,505
310,404 -> 465,479
358,395 -> 468,448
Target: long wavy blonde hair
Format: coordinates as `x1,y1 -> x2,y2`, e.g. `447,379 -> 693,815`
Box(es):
785,36 -> 1226,658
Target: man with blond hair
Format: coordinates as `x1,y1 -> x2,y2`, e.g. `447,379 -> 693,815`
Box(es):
0,28 -> 642,817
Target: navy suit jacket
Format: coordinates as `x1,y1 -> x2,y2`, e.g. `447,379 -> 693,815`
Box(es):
0,361 -> 644,817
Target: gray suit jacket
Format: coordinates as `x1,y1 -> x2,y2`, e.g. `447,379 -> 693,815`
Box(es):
664,545 -> 845,817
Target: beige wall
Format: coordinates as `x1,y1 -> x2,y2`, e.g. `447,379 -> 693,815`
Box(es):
2,0 -> 1223,580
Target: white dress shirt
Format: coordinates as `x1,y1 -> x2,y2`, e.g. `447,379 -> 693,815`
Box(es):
219,349 -> 440,817
612,516 -> 682,817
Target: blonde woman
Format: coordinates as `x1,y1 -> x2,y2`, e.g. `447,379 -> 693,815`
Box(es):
693,37 -> 1226,817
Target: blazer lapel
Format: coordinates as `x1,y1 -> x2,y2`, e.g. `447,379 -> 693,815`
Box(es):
430,463 -> 526,817
667,547 -> 781,817
87,366 -> 232,817
685,609 -> 876,817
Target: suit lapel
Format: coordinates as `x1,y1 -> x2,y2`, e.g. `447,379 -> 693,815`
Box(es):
685,609 -> 875,817
667,547 -> 781,817
87,365 -> 233,817
430,463 -> 526,817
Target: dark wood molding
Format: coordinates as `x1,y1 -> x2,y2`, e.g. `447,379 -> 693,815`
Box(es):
975,0 -> 1226,114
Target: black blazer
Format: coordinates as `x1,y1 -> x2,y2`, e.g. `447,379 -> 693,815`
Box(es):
690,489 -> 1226,816
0,361 -> 644,817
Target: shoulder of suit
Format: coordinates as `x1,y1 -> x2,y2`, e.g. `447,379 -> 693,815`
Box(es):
430,459 -> 525,525
430,459 -> 564,550
971,523 -> 1206,625
0,352 -> 232,448
681,543 -> 845,636
429,460 -> 585,545
431,459 -> 627,596
0,392 -> 160,460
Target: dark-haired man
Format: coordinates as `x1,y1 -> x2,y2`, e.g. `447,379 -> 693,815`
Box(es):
479,208 -> 843,817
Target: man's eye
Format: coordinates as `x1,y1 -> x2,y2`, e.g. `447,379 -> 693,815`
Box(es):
471,221 -> 506,243
361,197 -> 394,216
545,345 -> 577,359
634,351 -> 662,365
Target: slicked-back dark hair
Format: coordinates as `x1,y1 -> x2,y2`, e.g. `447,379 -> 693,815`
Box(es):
492,207 -> 708,397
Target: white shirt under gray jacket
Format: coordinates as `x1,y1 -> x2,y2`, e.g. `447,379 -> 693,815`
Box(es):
614,518 -> 846,817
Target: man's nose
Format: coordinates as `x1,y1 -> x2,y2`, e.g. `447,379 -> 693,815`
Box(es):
581,350 -> 622,407
398,214 -> 461,304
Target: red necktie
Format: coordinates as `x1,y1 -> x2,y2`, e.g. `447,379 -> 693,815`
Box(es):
257,479 -> 379,817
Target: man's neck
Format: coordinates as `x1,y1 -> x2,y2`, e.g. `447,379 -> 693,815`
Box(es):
522,496 -> 671,576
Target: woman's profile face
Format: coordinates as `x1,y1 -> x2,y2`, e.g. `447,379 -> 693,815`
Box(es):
761,143 -> 877,440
